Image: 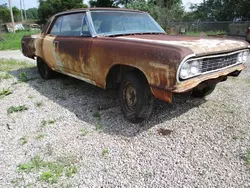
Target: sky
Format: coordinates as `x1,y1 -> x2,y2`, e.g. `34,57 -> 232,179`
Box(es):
1,0 -> 203,10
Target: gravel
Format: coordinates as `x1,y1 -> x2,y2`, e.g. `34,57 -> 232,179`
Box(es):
0,51 -> 250,187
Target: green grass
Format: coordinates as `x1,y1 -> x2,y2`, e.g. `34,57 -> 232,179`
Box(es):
92,110 -> 101,119
102,148 -> 109,157
0,59 -> 35,72
0,88 -> 12,97
247,149 -> 250,165
18,155 -> 78,184
0,72 -> 12,80
35,101 -> 43,107
41,119 -> 56,127
79,128 -> 88,136
20,136 -> 28,145
35,133 -> 46,140
185,30 -> 226,37
19,72 -> 28,82
7,105 -> 28,114
0,31 -> 40,50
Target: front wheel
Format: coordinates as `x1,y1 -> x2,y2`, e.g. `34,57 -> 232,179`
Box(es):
37,58 -> 54,79
119,72 -> 154,123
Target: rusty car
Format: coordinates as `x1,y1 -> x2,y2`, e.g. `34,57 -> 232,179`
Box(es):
21,8 -> 250,123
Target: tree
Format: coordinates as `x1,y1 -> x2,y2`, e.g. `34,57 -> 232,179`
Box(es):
38,0 -> 88,23
0,4 -> 21,23
26,8 -> 39,20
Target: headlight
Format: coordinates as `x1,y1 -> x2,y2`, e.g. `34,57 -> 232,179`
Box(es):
237,52 -> 243,62
180,60 -> 202,79
242,51 -> 249,62
238,50 -> 249,63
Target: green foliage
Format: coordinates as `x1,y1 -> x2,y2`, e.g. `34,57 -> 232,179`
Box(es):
26,8 -> 39,20
7,105 -> 28,114
247,149 -> 250,165
0,59 -> 35,71
0,4 -> 21,22
187,0 -> 250,21
18,156 -> 78,184
89,0 -> 116,7
0,88 -> 12,97
0,72 -> 12,80
41,119 -> 56,127
38,0 -> 88,23
102,148 -> 109,157
79,128 -> 88,136
20,136 -> 28,145
36,133 -> 46,140
0,31 -> 40,51
19,72 -> 28,82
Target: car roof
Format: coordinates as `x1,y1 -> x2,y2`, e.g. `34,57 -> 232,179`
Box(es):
54,8 -> 145,17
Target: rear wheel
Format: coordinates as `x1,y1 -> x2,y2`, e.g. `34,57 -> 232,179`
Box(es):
119,72 -> 154,123
37,58 -> 54,79
191,85 -> 216,98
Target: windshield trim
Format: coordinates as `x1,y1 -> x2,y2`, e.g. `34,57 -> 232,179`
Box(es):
89,10 -> 165,37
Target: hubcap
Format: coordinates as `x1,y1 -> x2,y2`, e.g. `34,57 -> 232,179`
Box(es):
124,82 -> 137,111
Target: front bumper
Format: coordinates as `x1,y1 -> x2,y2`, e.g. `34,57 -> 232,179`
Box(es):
173,63 -> 246,93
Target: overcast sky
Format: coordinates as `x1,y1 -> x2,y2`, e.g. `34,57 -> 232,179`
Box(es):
2,0 -> 202,10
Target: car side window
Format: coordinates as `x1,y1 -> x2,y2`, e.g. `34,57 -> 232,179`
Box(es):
49,13 -> 91,37
50,17 -> 62,35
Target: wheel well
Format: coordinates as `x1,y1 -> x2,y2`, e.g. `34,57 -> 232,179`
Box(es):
105,65 -> 148,90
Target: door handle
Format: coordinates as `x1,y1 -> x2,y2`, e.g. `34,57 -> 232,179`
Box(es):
53,41 -> 59,48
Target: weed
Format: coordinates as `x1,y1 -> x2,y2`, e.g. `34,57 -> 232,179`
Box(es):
0,59 -> 35,71
232,135 -> 239,140
19,72 -> 28,82
41,119 -> 56,127
96,120 -> 102,131
0,72 -> 11,80
80,128 -> 88,136
35,134 -> 46,140
28,95 -> 34,99
0,88 -> 12,97
18,155 -> 78,184
93,110 -> 101,119
247,149 -> 250,165
65,166 -> 78,177
7,105 -> 28,114
102,148 -> 109,157
20,136 -> 28,145
35,102 -> 42,107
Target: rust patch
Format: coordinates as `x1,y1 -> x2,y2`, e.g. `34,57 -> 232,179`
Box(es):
151,87 -> 173,103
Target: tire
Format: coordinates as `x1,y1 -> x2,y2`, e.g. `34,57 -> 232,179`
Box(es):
119,72 -> 154,123
37,58 -> 54,79
191,85 -> 216,98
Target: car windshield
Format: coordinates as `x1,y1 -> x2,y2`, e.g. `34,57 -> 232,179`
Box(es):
90,11 -> 165,36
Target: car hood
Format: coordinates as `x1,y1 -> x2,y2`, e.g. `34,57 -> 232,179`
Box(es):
117,35 -> 248,56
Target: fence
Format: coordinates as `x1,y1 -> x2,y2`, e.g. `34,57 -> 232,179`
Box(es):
167,21 -> 250,35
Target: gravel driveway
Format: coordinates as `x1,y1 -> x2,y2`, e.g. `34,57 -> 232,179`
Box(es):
0,51 -> 250,187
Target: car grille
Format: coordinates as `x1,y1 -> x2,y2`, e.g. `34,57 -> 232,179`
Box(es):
200,53 -> 238,73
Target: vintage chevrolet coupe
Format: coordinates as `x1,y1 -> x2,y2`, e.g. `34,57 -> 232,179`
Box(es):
21,8 -> 249,123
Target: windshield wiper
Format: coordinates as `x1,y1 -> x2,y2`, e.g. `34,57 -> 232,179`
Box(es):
104,32 -> 166,37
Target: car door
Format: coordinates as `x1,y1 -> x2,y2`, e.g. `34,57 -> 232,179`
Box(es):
53,13 -> 92,78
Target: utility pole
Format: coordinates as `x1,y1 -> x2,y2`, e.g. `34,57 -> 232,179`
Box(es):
23,0 -> 27,20
8,0 -> 15,33
20,0 -> 24,22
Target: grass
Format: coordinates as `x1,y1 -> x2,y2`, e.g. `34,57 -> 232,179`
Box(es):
18,155 -> 78,184
35,134 -> 46,140
7,105 -> 28,114
92,110 -> 101,119
0,88 -> 12,97
79,128 -> 88,136
19,72 -> 28,82
0,59 -> 35,72
247,149 -> 250,165
102,148 -> 109,157
0,72 -> 12,80
0,31 -> 40,50
35,101 -> 43,107
185,30 -> 226,37
41,119 -> 56,127
20,136 -> 28,145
